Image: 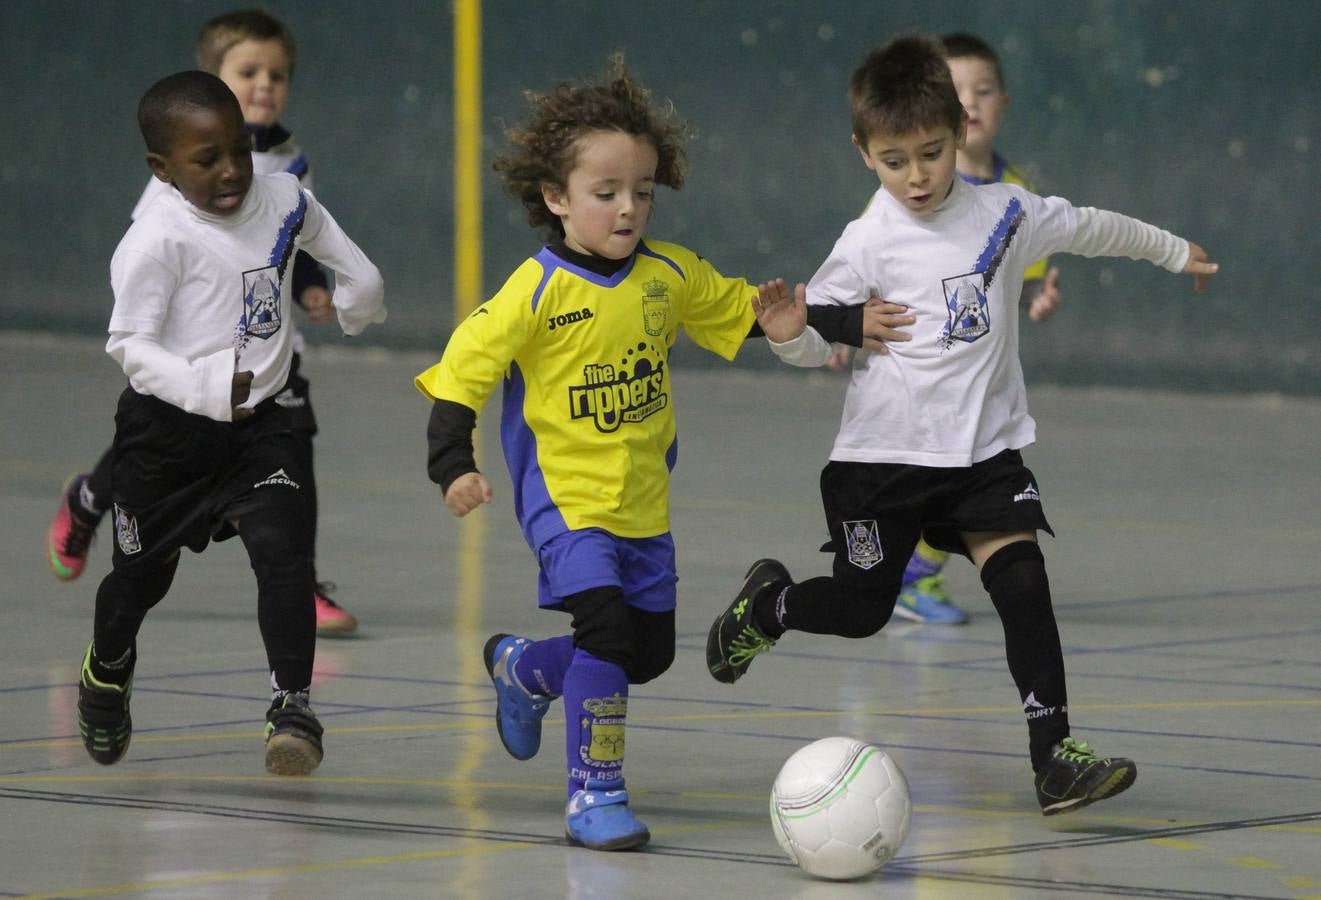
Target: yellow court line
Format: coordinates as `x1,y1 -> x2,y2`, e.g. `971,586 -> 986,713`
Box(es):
10,696 -> 1317,752
19,840 -> 535,899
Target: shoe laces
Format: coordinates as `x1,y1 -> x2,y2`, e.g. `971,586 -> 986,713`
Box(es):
62,509 -> 97,557
912,574 -> 950,602
727,625 -> 774,667
1054,737 -> 1100,764
314,582 -> 341,608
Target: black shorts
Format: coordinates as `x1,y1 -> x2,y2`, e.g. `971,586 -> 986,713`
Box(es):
818,449 -> 1052,592
107,387 -> 312,574
272,351 -> 318,439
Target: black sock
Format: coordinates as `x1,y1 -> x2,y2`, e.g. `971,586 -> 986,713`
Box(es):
753,581 -> 789,639
980,541 -> 1069,770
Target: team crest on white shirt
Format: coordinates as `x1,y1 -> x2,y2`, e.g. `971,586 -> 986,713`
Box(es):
642,278 -> 670,336
939,272 -> 990,348
242,265 -> 283,340
842,519 -> 883,569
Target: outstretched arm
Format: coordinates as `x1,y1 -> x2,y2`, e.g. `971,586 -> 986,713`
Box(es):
1067,207 -> 1219,288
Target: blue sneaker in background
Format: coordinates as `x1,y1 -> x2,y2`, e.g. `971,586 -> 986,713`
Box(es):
483,633 -> 551,760
894,574 -> 970,624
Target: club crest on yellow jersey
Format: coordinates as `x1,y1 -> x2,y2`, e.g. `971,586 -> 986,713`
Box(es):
642,278 -> 670,336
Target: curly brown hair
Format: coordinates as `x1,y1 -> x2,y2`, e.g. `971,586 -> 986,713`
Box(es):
493,54 -> 689,238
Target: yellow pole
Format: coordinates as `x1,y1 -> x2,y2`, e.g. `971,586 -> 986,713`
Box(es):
451,9 -> 490,890
453,0 -> 483,321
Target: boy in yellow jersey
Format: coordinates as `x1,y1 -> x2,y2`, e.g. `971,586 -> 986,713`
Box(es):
895,32 -> 1066,625
416,57 -> 892,851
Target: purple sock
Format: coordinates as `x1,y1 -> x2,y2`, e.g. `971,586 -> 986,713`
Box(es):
902,543 -> 947,585
511,635 -> 573,698
562,648 -> 628,797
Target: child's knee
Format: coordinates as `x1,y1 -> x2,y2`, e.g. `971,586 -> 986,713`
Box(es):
567,586 -> 636,671
238,508 -> 312,580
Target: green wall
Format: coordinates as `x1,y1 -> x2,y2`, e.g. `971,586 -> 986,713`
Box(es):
2,1 -> 1315,393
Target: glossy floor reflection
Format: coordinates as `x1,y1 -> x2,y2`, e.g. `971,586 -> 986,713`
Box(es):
3,333 -> 1319,899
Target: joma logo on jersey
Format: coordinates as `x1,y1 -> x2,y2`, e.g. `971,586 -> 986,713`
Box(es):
568,359 -> 668,433
547,307 -> 594,332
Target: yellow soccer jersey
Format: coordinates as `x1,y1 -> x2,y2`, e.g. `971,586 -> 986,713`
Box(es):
959,154 -> 1049,282
415,240 -> 756,548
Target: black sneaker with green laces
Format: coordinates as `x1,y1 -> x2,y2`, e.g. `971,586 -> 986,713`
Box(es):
264,692 -> 324,776
706,559 -> 791,684
1035,737 -> 1137,815
77,642 -> 133,765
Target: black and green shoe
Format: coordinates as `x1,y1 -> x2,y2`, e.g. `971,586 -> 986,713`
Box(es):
76,642 -> 133,765
706,559 -> 790,684
264,692 -> 324,776
1035,737 -> 1136,815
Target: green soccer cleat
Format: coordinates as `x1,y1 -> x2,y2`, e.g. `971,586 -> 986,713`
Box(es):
77,642 -> 133,765
706,559 -> 790,684
1035,737 -> 1137,815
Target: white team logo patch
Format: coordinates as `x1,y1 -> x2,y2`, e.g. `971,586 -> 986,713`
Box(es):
242,265 -> 283,340
842,519 -> 883,570
939,271 -> 990,347
253,468 -> 300,490
113,503 -> 142,555
1013,481 -> 1041,503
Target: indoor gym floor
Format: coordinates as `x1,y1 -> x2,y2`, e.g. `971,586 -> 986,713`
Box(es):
1,332 -> 1318,899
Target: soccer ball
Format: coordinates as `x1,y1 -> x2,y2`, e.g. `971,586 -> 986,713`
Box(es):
770,736 -> 911,880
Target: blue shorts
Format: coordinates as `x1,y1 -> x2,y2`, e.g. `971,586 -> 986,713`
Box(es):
536,528 -> 677,612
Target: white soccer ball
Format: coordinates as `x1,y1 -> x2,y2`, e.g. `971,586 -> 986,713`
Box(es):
770,736 -> 912,880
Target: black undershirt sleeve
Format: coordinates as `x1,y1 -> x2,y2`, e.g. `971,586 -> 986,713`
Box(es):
744,304 -> 865,347
426,399 -> 479,493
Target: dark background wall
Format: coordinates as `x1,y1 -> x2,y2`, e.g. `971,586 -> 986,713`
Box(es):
2,0 -> 1316,393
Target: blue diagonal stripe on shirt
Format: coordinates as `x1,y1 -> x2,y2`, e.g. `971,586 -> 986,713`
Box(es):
974,197 -> 1024,289
268,191 -> 308,281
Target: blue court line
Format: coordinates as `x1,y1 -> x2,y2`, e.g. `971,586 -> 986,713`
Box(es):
618,721 -> 1321,782
1055,581 -> 1321,611
8,680 -> 1317,784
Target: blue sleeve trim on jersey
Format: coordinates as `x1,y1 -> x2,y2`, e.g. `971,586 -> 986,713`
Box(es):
268,190 -> 308,282
286,155 -> 309,179
665,435 -> 678,472
535,244 -> 638,292
634,242 -> 685,279
501,361 -> 568,549
529,253 -> 557,313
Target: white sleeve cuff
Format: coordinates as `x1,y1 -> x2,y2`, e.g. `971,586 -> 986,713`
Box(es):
767,326 -> 834,367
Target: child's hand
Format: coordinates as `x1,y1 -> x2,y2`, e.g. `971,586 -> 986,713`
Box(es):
860,295 -> 915,354
824,345 -> 852,370
299,286 -> 335,323
1183,242 -> 1218,291
1027,267 -> 1063,322
231,370 -> 254,421
445,472 -> 493,517
753,278 -> 807,343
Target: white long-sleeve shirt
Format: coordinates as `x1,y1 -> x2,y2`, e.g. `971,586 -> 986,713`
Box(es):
107,172 -> 385,421
772,178 -> 1189,467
